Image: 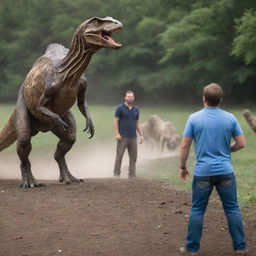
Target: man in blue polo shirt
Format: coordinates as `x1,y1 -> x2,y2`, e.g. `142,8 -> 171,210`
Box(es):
179,83 -> 247,255
113,90 -> 144,178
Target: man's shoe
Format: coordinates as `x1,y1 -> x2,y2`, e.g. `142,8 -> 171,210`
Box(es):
179,247 -> 198,255
235,249 -> 249,255
114,174 -> 120,178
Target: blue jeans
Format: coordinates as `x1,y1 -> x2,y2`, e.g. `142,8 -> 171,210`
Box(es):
186,173 -> 246,252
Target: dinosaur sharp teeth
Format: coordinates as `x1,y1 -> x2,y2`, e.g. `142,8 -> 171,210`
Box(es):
101,30 -> 121,47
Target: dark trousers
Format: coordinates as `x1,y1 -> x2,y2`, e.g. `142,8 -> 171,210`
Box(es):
186,173 -> 246,252
113,137 -> 137,177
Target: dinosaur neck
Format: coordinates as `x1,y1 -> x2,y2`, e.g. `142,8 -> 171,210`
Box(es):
58,33 -> 98,83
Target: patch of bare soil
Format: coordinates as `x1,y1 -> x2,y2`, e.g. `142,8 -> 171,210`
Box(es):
0,178 -> 255,256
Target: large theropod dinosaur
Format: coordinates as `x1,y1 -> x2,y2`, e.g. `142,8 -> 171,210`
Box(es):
0,17 -> 123,188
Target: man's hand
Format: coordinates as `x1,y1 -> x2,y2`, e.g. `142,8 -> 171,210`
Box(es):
139,136 -> 144,144
231,134 -> 246,152
179,167 -> 190,182
115,134 -> 122,141
179,137 -> 192,183
114,117 -> 121,141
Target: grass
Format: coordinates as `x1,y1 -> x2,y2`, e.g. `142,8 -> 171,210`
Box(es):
0,103 -> 256,210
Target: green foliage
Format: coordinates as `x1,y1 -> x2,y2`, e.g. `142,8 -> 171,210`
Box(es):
232,9 -> 256,64
0,0 -> 256,103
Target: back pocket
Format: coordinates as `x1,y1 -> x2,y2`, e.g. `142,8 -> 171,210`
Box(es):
196,178 -> 211,190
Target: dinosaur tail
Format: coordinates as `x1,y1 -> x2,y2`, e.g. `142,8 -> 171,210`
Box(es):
0,111 -> 17,152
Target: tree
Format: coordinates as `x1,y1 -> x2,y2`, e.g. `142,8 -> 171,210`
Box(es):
0,0 -> 256,103
232,9 -> 256,65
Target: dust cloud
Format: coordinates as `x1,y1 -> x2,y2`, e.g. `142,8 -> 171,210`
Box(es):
0,140 -> 179,180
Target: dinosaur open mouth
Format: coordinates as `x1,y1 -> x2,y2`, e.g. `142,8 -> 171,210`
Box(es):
100,28 -> 122,48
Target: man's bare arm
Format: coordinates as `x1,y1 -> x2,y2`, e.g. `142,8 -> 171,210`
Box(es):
136,121 -> 144,144
114,117 -> 121,140
179,136 -> 193,182
231,134 -> 246,152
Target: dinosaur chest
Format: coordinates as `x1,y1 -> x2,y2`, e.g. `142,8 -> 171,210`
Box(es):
51,86 -> 79,115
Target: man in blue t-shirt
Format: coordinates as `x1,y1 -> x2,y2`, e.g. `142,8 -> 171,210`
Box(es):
113,90 -> 144,178
179,84 -> 247,255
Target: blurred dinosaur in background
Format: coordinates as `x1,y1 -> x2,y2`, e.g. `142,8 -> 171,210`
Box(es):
243,109 -> 256,133
0,17 -> 123,188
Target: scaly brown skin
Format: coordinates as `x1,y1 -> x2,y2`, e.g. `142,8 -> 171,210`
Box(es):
243,109 -> 256,133
0,17 -> 123,188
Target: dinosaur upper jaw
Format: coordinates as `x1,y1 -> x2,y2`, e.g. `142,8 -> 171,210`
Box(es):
85,25 -> 123,49
100,27 -> 122,48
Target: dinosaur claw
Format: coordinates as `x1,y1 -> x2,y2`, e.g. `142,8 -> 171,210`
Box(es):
20,182 -> 29,188
61,125 -> 68,132
20,178 -> 44,188
83,120 -> 94,139
55,116 -> 69,132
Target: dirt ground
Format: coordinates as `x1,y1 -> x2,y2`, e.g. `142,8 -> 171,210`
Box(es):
0,178 -> 255,256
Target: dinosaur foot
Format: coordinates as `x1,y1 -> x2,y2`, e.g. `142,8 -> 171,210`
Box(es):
59,173 -> 84,185
20,177 -> 45,188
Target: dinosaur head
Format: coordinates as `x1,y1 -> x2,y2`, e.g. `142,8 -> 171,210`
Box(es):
166,135 -> 181,151
79,17 -> 123,49
243,109 -> 251,118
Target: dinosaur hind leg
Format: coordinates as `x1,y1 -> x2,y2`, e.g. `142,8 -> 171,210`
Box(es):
52,111 -> 83,184
16,92 -> 42,188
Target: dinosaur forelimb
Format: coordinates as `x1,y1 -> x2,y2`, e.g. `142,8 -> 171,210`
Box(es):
37,85 -> 69,132
83,116 -> 94,139
77,77 -> 94,139
54,116 -> 69,132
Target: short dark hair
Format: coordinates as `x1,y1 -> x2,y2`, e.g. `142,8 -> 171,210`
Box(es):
124,90 -> 134,97
203,83 -> 223,106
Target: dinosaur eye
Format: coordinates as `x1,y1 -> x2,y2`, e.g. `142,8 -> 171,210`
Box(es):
94,19 -> 103,26
94,19 -> 101,26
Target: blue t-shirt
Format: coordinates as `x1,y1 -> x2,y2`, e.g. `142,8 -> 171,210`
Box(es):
183,107 -> 243,176
115,103 -> 139,137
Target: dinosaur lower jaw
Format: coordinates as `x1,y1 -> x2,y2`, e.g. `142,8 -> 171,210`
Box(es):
101,29 -> 122,48
101,34 -> 121,47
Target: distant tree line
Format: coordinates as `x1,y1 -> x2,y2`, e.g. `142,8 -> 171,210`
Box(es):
0,0 -> 256,104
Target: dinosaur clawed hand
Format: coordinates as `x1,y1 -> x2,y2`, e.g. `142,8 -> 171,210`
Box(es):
83,117 -> 94,139
54,116 -> 69,132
